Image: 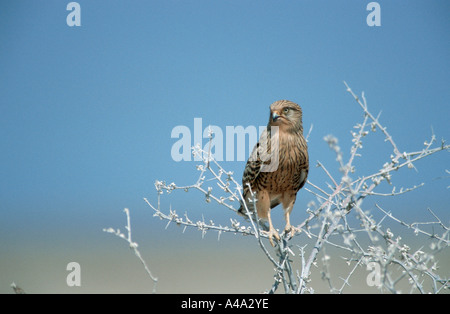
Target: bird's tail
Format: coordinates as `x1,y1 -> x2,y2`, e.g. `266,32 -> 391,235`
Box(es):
238,202 -> 271,231
237,201 -> 254,219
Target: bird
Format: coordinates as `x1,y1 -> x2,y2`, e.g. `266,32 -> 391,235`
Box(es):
238,100 -> 309,246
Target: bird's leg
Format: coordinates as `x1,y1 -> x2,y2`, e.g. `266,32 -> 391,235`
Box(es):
282,195 -> 300,239
260,222 -> 280,247
256,192 -> 280,246
284,210 -> 300,238
263,211 -> 280,247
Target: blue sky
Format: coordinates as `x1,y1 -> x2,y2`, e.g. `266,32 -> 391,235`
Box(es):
0,1 -> 449,292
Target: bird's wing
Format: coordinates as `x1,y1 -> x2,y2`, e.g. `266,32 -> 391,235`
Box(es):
241,143 -> 263,201
240,128 -> 272,205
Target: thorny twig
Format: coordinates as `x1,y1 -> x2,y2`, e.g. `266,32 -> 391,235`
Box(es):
103,208 -> 158,293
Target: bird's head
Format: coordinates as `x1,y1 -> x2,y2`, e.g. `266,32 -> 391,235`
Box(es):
268,100 -> 303,133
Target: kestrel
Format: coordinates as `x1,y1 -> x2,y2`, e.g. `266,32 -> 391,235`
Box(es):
238,100 -> 309,246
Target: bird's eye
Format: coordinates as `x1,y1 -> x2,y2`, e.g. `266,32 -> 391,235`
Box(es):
283,108 -> 290,114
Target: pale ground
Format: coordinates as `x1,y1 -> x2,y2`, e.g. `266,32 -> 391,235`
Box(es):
2,226 -> 449,294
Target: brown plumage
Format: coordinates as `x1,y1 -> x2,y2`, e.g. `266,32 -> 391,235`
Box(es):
238,100 -> 309,246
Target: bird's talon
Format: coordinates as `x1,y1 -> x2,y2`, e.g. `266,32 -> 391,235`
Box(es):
262,229 -> 280,247
284,225 -> 300,239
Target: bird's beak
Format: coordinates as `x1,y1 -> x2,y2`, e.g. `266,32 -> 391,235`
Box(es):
272,112 -> 280,122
